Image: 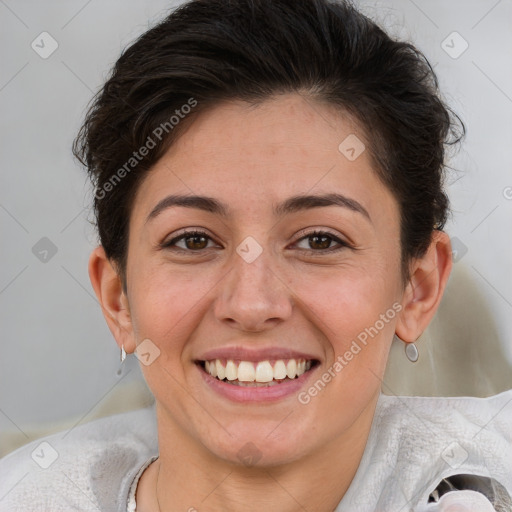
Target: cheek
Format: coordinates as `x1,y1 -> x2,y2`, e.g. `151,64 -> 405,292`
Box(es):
294,271 -> 396,426
291,260 -> 397,326
127,262 -> 217,355
290,264 -> 398,371
126,264 -> 219,403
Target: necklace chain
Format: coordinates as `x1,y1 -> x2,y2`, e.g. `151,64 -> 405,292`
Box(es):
156,467 -> 162,512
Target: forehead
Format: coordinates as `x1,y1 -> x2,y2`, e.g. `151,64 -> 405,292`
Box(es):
167,94 -> 362,173
132,94 -> 397,222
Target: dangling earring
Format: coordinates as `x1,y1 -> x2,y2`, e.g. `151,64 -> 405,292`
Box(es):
395,334 -> 419,363
117,345 -> 127,377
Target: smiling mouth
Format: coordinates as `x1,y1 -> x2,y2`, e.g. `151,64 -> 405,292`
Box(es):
197,358 -> 320,387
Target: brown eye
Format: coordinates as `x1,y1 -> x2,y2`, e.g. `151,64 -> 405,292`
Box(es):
162,230 -> 218,252
308,234 -> 333,250
294,230 -> 349,253
184,234 -> 208,250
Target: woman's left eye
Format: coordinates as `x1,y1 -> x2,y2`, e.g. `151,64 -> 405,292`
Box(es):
294,231 -> 349,252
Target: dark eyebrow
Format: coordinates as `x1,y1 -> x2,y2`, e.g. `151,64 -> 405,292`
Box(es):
146,192 -> 371,223
274,193 -> 371,221
146,194 -> 229,223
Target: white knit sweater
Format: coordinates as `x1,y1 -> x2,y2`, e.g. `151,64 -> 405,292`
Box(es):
1,390 -> 510,512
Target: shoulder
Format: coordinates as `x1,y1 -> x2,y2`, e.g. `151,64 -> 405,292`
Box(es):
339,390 -> 512,512
378,388 -> 512,438
381,391 -> 512,508
0,406 -> 158,512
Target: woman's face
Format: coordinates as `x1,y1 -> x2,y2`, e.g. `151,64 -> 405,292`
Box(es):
124,93 -> 404,465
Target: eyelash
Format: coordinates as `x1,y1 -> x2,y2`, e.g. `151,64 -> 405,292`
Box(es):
161,229 -> 351,255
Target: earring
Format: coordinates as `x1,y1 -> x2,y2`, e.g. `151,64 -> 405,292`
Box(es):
121,345 -> 127,363
395,334 -> 419,363
405,342 -> 419,363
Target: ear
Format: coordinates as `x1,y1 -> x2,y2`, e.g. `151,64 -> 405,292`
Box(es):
395,230 -> 453,343
88,246 -> 136,354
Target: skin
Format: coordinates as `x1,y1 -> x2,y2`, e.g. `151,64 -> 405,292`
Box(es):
89,93 -> 452,512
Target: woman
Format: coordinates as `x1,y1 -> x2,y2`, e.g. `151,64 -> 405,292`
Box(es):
0,0 -> 510,511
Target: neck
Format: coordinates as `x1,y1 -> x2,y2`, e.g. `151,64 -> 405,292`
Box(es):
137,394 -> 380,512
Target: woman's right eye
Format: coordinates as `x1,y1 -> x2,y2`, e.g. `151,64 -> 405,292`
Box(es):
162,230 -> 218,252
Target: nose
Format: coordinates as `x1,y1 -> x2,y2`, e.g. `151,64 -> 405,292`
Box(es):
213,247 -> 293,332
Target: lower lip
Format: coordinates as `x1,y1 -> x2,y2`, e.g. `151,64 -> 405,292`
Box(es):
196,363 -> 318,403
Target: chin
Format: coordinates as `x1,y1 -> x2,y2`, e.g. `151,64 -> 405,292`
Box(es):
202,418 -> 316,468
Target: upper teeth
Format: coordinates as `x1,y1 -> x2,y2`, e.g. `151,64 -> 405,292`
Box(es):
205,359 -> 312,382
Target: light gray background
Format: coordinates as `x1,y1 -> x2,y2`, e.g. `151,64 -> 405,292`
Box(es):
1,0 -> 511,456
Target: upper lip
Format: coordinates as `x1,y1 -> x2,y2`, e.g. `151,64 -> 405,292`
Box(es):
196,346 -> 321,363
